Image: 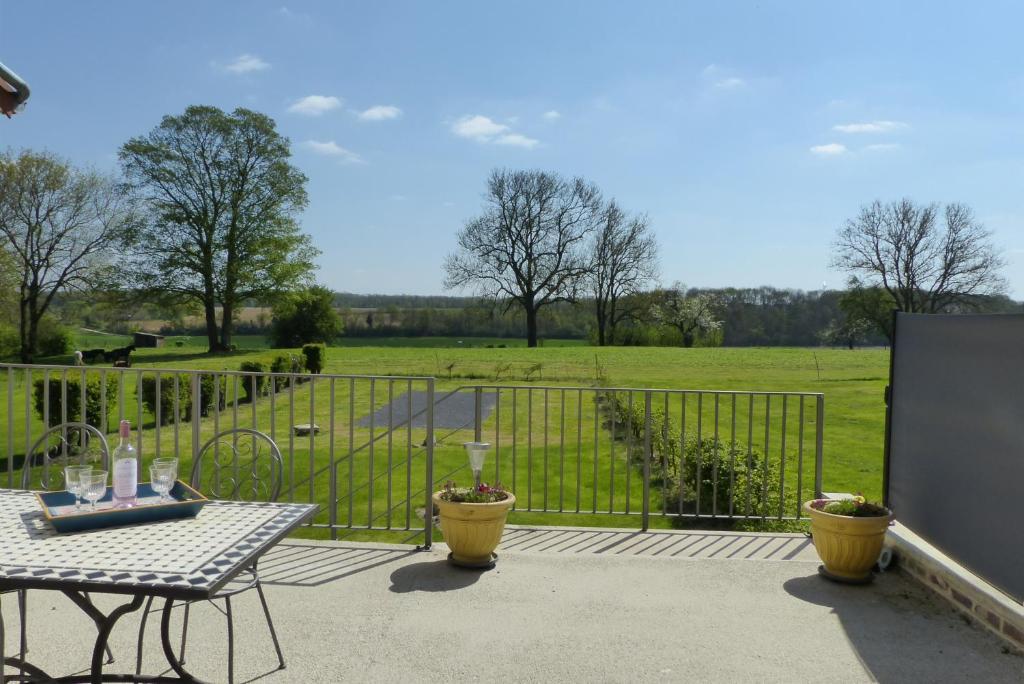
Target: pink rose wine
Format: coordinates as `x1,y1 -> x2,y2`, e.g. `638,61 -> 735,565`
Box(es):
112,420 -> 138,508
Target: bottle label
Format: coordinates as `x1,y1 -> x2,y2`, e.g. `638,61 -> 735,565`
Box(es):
113,458 -> 137,498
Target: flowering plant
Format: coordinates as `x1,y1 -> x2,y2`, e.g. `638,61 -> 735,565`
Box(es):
438,480 -> 511,504
808,494 -> 888,518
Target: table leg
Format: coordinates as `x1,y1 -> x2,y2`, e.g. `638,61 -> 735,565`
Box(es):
62,592 -> 144,684
158,599 -> 207,684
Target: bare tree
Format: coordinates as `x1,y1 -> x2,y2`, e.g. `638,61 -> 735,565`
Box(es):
590,200 -> 658,345
832,199 -> 1006,340
654,283 -> 721,348
444,169 -> 601,347
0,150 -> 132,362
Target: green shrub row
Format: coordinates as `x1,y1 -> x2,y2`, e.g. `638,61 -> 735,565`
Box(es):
602,393 -> 781,517
32,376 -> 118,427
137,374 -> 226,425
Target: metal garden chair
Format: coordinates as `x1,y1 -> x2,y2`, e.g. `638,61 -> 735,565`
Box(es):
12,423 -> 113,670
135,428 -> 286,683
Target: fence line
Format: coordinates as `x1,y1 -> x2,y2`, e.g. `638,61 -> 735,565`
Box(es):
0,363 -> 824,546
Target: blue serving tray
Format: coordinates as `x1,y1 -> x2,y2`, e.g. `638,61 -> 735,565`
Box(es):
36,481 -> 209,533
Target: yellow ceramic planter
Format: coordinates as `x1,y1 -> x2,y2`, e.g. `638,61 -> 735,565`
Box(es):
433,491 -> 516,568
804,499 -> 892,583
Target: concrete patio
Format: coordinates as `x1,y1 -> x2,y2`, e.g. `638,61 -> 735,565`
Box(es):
3,526 -> 1021,683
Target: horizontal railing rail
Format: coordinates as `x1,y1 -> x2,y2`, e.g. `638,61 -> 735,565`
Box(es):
1,364 -> 824,545
448,384 -> 825,529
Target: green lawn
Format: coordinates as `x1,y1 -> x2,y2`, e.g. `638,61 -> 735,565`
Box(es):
5,340 -> 889,543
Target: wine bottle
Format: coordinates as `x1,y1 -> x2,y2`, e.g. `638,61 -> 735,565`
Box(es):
112,419 -> 138,508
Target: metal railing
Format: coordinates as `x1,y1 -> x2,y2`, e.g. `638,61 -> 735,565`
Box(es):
452,385 -> 824,529
1,363 -> 437,546
0,364 -> 824,546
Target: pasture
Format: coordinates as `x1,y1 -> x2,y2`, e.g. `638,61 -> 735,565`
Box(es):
4,338 -> 890,542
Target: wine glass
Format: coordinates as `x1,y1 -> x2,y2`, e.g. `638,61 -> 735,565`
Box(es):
150,461 -> 177,503
81,470 -> 108,512
64,465 -> 92,512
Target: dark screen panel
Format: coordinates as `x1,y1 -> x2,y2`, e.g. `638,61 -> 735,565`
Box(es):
888,313 -> 1024,601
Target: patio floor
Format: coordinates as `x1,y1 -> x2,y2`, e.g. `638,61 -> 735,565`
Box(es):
4,526 -> 1021,683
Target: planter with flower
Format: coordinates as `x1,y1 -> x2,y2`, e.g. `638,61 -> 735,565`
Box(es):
804,495 -> 892,583
432,442 -> 515,568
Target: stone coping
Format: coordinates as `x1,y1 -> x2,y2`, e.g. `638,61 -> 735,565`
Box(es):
886,522 -> 1024,652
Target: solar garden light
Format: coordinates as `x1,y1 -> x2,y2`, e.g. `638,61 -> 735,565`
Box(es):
463,442 -> 490,489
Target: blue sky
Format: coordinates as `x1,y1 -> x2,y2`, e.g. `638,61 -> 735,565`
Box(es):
2,0 -> 1023,297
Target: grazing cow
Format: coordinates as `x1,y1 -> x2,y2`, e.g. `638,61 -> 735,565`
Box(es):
82,348 -> 106,364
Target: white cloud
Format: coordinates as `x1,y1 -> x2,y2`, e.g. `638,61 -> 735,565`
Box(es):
495,133 -> 539,148
864,143 -> 901,152
701,64 -> 746,89
300,140 -> 363,163
223,54 -> 270,74
451,114 -> 539,148
833,120 -> 907,134
358,105 -> 402,121
452,115 -> 509,140
288,95 -> 343,116
543,110 -> 561,120
810,143 -> 848,156
714,77 -> 746,89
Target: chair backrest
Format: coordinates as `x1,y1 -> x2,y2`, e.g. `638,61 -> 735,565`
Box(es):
190,428 -> 283,502
22,422 -> 110,491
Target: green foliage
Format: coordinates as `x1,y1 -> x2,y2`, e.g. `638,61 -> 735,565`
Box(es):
0,326 -> 19,359
195,374 -> 228,416
814,497 -> 889,517
239,361 -> 268,402
603,392 -> 780,517
140,374 -> 189,425
33,375 -> 118,427
652,284 -> 722,348
270,286 -> 343,348
139,373 -> 226,423
37,316 -> 73,356
301,343 -> 326,374
119,105 -> 318,352
270,354 -> 303,390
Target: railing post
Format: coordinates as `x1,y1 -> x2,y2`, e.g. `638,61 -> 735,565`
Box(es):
423,378 -> 435,550
190,373 -> 201,464
642,391 -> 652,532
473,386 -> 483,442
815,395 -> 824,498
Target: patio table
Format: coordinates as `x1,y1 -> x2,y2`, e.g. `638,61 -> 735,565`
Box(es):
0,489 -> 316,683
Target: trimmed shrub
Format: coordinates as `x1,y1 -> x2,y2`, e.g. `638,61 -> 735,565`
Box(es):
239,361 -> 268,402
270,354 -> 305,390
140,374 -> 190,425
33,375 -> 118,427
301,343 -> 326,374
270,285 -> 343,348
602,392 -> 780,517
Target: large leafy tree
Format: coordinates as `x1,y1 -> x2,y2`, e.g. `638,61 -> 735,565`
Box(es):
269,285 -> 344,348
832,199 -> 1006,342
119,106 -> 317,352
444,169 -> 601,347
590,200 -> 658,345
0,150 -> 132,362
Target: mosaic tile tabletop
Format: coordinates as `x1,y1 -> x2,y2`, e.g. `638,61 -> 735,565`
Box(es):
0,489 -> 316,599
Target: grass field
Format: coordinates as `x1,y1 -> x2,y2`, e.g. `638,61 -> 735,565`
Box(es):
3,337 -> 889,542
